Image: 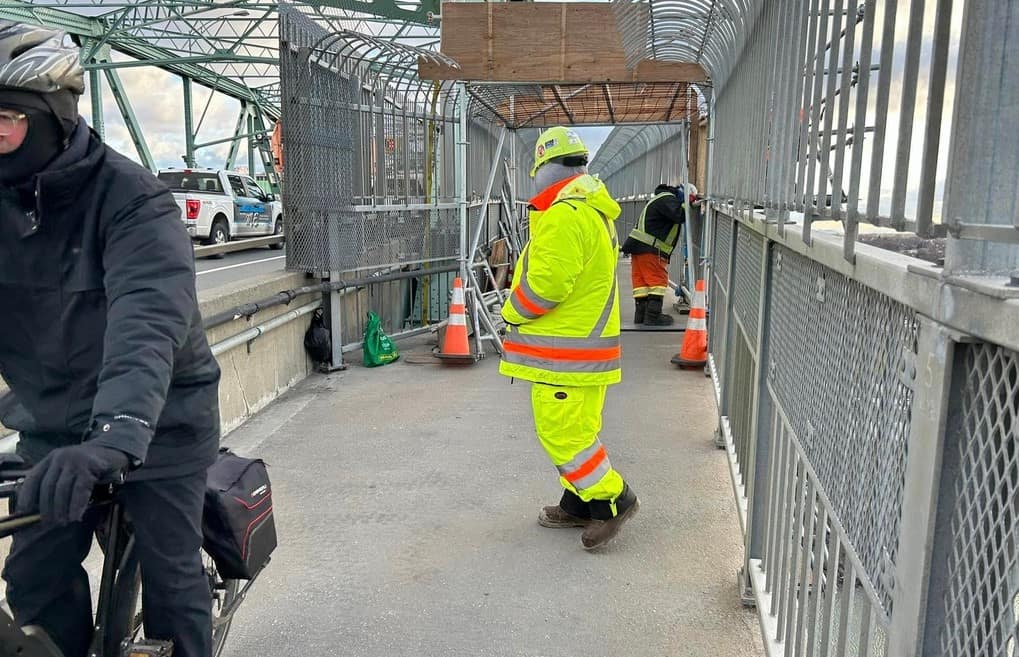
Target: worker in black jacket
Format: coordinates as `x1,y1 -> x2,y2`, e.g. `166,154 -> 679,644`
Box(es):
620,184 -> 685,326
0,23 -> 219,657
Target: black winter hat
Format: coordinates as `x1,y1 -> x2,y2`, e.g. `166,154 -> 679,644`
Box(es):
0,87 -> 78,142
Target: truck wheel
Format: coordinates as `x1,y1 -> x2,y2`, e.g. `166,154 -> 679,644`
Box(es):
205,217 -> 230,259
268,217 -> 284,250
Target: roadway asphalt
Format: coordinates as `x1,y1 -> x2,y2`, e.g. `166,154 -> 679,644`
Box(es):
195,246 -> 288,291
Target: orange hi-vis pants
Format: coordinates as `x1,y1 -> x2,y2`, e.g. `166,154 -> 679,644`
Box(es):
630,252 -> 670,298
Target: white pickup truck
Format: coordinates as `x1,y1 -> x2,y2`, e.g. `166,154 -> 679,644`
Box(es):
157,168 -> 284,248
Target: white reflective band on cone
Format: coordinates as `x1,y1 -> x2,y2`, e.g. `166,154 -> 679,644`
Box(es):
449,314 -> 467,326
451,287 -> 465,304
688,318 -> 707,331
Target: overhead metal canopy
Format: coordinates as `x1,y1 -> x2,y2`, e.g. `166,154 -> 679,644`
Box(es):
0,0 -> 443,114
611,0 -> 762,92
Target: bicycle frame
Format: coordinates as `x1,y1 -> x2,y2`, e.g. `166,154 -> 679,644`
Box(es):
0,473 -> 132,657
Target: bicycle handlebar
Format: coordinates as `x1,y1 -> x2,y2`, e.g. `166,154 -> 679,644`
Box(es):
0,469 -> 121,538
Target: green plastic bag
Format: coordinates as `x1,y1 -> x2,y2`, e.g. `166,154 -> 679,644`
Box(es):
363,311 -> 400,367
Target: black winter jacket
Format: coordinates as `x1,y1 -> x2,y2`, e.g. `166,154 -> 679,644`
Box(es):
621,185 -> 685,260
0,123 -> 220,480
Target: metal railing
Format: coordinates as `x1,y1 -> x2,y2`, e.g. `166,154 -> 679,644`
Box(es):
702,3 -> 1019,653
707,204 -> 1019,657
194,235 -> 285,258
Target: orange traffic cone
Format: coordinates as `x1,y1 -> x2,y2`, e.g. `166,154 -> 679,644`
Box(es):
672,279 -> 708,369
435,277 -> 476,364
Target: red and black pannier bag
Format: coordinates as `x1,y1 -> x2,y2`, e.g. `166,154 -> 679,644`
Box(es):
202,449 -> 277,580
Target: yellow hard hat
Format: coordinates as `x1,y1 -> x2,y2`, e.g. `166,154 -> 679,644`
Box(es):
530,126 -> 588,177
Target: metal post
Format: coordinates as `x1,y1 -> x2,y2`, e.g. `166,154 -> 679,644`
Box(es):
103,68 -> 155,171
468,126 -> 507,261
885,318 -> 957,657
327,272 -> 347,371
456,83 -> 469,285
739,237 -> 775,602
183,77 -> 196,167
943,0 -> 1019,276
89,68 -> 104,141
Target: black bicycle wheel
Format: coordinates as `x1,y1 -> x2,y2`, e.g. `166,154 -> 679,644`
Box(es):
105,548 -> 142,657
206,552 -> 240,657
105,548 -> 240,657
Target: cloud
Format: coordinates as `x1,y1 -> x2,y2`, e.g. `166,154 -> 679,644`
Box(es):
78,56 -> 250,171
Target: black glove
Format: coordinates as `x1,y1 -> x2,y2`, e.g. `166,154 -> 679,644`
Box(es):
17,443 -> 131,525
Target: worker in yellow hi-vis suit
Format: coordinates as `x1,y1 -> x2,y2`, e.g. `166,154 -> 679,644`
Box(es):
500,126 -> 640,551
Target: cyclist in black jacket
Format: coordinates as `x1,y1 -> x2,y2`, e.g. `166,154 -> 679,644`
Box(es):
0,22 -> 219,657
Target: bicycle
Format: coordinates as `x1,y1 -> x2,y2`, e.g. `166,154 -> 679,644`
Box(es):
0,465 -> 264,657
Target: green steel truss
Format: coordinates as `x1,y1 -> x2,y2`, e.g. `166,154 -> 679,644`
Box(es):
0,0 -> 440,178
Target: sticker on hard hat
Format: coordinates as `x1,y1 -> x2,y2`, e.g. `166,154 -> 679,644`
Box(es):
544,140 -> 556,149
536,145 -> 545,157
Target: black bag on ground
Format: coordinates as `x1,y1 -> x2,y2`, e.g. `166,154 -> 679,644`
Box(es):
304,307 -> 331,364
202,448 -> 277,580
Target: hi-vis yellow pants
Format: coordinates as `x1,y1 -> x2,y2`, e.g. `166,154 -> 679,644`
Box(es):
530,383 -> 625,502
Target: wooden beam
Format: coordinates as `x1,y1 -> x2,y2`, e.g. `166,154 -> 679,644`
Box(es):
418,2 -> 709,83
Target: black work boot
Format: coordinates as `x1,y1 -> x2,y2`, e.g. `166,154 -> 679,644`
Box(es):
633,298 -> 648,324
643,295 -> 674,326
539,489 -> 593,528
581,484 -> 640,550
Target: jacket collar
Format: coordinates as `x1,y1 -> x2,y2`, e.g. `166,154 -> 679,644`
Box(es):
529,174 -> 583,211
35,120 -> 103,210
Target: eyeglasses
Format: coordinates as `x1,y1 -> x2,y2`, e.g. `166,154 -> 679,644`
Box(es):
0,112 -> 26,137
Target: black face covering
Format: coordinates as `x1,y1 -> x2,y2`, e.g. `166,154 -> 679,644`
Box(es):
0,90 -> 68,187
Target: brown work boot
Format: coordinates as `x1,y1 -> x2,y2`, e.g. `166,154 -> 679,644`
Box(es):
538,505 -> 592,528
581,485 -> 640,550
538,489 -> 592,528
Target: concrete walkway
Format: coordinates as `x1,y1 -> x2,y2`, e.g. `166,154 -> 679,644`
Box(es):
221,328 -> 765,656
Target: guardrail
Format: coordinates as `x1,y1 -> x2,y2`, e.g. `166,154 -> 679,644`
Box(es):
707,203 -> 1019,657
194,235 -> 285,258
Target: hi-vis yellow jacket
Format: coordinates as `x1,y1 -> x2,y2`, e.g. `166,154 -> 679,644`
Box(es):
499,174 -> 622,386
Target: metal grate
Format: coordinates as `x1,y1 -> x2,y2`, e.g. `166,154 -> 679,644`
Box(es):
940,344 -> 1019,657
732,227 -> 764,347
279,7 -> 463,273
715,213 -> 733,293
766,244 -> 918,616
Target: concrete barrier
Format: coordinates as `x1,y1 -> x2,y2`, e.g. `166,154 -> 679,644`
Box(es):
1,270 -> 320,441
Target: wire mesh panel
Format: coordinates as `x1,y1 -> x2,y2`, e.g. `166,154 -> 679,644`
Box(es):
939,344 -> 1019,657
732,227 -> 764,348
279,6 -> 462,273
766,244 -> 918,616
715,212 -> 733,294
